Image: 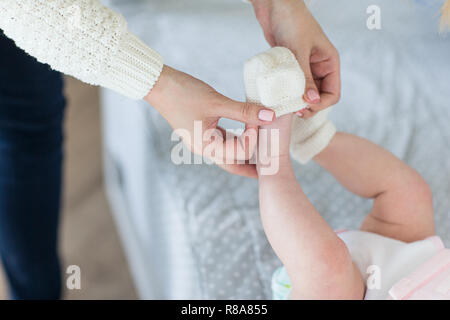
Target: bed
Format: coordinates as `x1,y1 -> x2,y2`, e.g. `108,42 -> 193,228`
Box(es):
101,0 -> 450,299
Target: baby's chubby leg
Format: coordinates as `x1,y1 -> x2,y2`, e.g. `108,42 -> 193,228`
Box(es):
247,47 -> 364,299
314,133 -> 435,242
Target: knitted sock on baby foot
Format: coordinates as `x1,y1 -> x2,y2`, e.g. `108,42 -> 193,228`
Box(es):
243,46 -> 336,164
290,109 -> 336,164
244,47 -> 308,117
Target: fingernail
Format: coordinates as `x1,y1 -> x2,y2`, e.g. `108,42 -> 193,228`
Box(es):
296,111 -> 303,117
258,110 -> 275,122
307,89 -> 320,103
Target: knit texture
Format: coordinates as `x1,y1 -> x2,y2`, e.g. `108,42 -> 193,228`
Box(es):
0,0 -> 163,99
244,47 -> 308,117
244,47 -> 336,164
290,108 -> 336,164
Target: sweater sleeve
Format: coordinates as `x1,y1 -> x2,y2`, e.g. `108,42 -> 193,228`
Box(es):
0,0 -> 163,99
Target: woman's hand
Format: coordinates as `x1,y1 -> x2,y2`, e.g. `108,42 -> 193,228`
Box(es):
145,65 -> 276,178
251,0 -> 341,118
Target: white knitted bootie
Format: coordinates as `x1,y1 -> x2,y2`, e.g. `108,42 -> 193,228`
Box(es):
290,108 -> 336,164
244,47 -> 308,117
244,47 -> 336,164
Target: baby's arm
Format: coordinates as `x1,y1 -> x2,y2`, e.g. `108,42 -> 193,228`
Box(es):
314,133 -> 435,242
257,115 -> 364,300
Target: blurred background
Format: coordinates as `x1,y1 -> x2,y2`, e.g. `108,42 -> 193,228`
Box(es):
0,77 -> 136,299
1,0 -> 449,300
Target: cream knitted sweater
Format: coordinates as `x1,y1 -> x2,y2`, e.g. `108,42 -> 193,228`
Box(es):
0,0 -> 164,99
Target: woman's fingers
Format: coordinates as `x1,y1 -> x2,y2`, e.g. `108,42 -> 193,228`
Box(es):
217,98 -> 275,126
296,107 -> 313,118
295,49 -> 341,119
217,163 -> 258,179
295,50 -> 321,105
203,125 -> 258,164
307,69 -> 340,115
144,65 -> 266,176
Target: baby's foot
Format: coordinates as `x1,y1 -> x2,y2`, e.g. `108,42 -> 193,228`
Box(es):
244,47 -> 308,118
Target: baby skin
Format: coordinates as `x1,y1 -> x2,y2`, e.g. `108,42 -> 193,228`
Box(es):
256,114 -> 435,299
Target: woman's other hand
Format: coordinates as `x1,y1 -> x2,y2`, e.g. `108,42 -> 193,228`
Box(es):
251,0 -> 341,118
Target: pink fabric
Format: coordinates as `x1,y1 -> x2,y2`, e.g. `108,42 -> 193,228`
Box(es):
388,248 -> 450,300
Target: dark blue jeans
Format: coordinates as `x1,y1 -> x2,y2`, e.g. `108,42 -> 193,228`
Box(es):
0,31 -> 64,299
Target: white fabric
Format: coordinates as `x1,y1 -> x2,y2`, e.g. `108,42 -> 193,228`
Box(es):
244,47 -> 336,164
244,47 -> 308,117
101,0 -> 450,299
272,231 -> 442,299
0,0 -> 163,99
338,231 -> 441,300
290,109 -> 337,164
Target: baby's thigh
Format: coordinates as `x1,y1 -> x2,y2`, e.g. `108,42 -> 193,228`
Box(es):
288,245 -> 365,300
